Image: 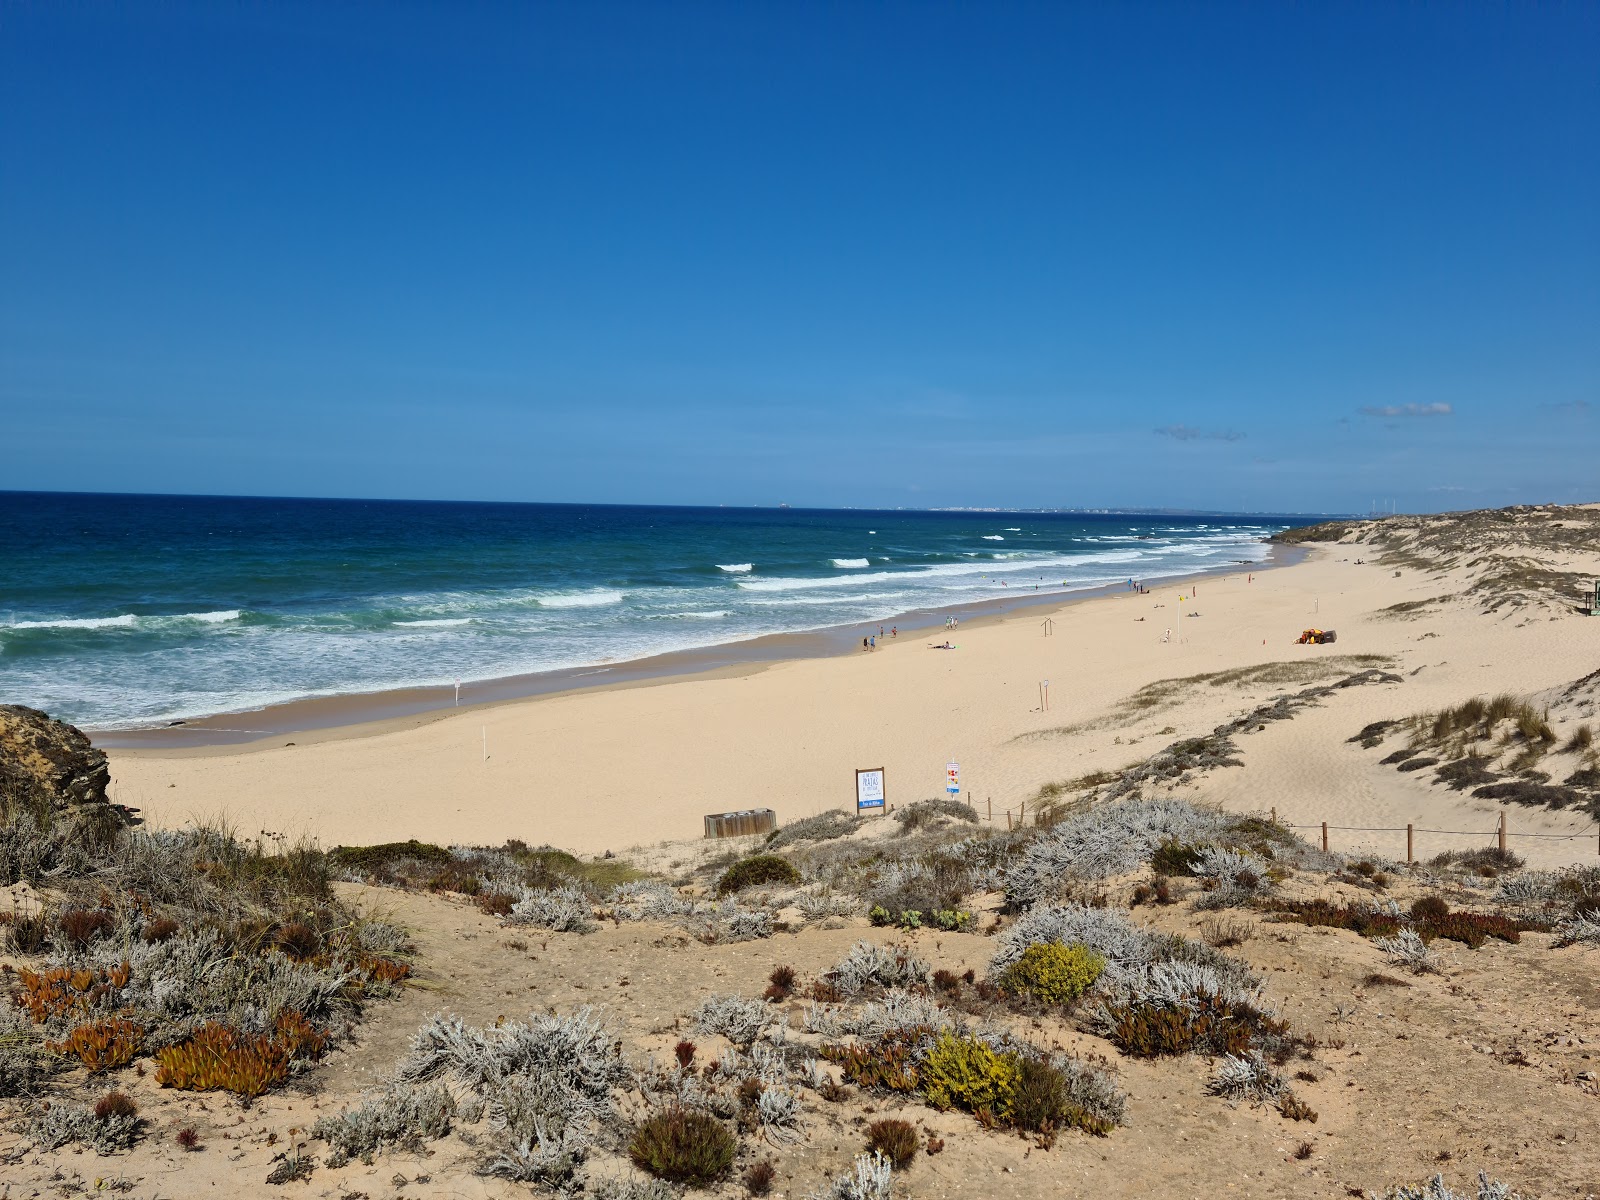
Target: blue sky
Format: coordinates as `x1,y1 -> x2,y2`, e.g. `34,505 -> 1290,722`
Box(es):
2,2 -> 1595,514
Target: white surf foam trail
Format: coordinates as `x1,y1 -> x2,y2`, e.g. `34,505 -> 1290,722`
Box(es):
395,618 -> 474,627
7,614 -> 139,630
832,558 -> 870,568
538,590 -> 625,609
184,610 -> 243,624
718,563 -> 753,573
983,535 -> 1004,541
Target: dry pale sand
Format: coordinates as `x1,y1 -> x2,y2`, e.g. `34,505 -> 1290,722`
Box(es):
111,546 -> 1600,867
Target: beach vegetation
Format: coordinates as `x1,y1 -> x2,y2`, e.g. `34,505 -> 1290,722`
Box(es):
997,942 -> 1104,1005
628,1108 -> 737,1186
692,993 -> 771,1046
894,797 -> 978,833
864,1117 -> 918,1168
312,1081 -> 456,1166
46,1017 -> 145,1073
813,1151 -> 894,1200
715,854 -> 801,896
29,1093 -> 141,1153
743,1158 -> 778,1195
764,809 -> 860,849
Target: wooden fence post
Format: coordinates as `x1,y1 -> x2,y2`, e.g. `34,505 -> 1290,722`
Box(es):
1006,810 -> 1013,831
1321,821 -> 1329,853
1498,811 -> 1507,854
1407,823 -> 1414,864
1020,801 -> 1027,827
1271,806 -> 1277,825
987,796 -> 992,823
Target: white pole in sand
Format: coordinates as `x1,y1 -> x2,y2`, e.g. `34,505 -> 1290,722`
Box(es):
455,680 -> 460,706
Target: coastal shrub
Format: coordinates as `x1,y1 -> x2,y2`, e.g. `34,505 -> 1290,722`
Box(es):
506,885 -> 595,933
58,907 -> 114,949
813,1152 -> 895,1200
1410,896 -> 1450,922
804,987 -> 948,1041
716,855 -> 801,897
328,840 -> 452,881
1205,1052 -> 1283,1102
744,1159 -> 778,1195
865,1118 -> 919,1169
764,810 -> 859,850
1008,1055 -> 1117,1139
1150,840 -> 1204,877
1429,846 -> 1525,872
399,1006 -> 629,1180
764,964 -> 796,1001
312,1081 -> 456,1166
30,1096 -> 141,1153
756,1085 -> 804,1143
0,1004 -> 55,1098
46,1017 -> 145,1073
1278,1089 -> 1318,1122
919,1031 -> 1018,1119
1373,929 -> 1442,975
894,798 -> 979,834
628,1108 -> 737,1186
1262,899 -> 1402,939
829,940 -> 932,995
1384,1170 -> 1520,1200
997,942 -> 1104,1005
692,994 -> 771,1046
155,1012 -> 326,1098
818,1028 -> 924,1093
1005,798 -> 1239,906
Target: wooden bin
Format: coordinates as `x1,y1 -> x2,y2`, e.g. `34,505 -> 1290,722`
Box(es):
704,808 -> 778,839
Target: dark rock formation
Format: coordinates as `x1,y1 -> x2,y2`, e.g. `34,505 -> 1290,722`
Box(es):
0,704 -> 117,822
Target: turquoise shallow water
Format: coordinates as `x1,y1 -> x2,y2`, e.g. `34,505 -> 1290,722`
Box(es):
0,492 -> 1301,727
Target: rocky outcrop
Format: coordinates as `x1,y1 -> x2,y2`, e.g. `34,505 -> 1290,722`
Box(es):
0,704 -> 117,822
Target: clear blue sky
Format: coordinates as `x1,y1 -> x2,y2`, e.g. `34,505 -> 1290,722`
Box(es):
3,2 -> 1595,513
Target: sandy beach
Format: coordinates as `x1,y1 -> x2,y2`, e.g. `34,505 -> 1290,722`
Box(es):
109,540 -> 1600,866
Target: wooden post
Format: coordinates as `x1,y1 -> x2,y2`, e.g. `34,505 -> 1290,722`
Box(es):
1271,806 -> 1277,825
1321,821 -> 1329,853
1006,810 -> 1013,831
1020,800 -> 1027,827
1498,811 -> 1507,854
987,796 -> 992,823
1407,823 -> 1414,864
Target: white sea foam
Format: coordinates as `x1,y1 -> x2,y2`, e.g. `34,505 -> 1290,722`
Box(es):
718,563 -> 753,573
7,614 -> 139,630
832,558 -> 870,568
395,618 -> 474,627
983,535 -> 1004,541
671,610 -> 731,620
538,590 -> 625,608
185,610 -> 243,624
1004,527 -> 1021,531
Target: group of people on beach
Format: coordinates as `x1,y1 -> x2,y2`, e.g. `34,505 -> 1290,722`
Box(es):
860,624 -> 897,652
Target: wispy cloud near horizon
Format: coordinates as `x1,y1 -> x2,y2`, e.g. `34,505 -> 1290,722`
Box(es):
1359,403 -> 1453,418
1155,425 -> 1246,442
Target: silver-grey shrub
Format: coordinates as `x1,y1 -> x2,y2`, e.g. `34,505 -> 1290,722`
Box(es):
507,885 -> 596,933
692,994 -> 771,1046
803,988 -> 948,1041
398,1007 -> 628,1180
830,940 -> 931,995
1205,1052 -> 1282,1102
1005,797 -> 1236,906
29,1101 -> 139,1154
1374,928 -> 1443,975
756,1084 -> 804,1144
1051,1052 -> 1127,1127
312,1081 -> 456,1167
1385,1171 -> 1521,1200
810,1151 -> 895,1200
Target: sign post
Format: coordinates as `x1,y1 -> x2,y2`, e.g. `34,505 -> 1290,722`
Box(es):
945,761 -> 960,796
855,767 -> 886,816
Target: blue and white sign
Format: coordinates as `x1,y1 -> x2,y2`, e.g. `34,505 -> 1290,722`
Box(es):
945,761 -> 960,795
856,767 -> 886,813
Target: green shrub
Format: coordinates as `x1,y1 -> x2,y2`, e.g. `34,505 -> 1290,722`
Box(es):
997,942 -> 1104,1005
1007,1057 -> 1115,1139
329,840 -> 452,877
1150,840 -> 1204,876
628,1108 -> 737,1185
1101,993 -> 1286,1059
715,855 -> 800,897
918,1032 -> 1018,1120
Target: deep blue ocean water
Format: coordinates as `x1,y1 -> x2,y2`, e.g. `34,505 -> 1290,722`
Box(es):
0,492 -> 1304,727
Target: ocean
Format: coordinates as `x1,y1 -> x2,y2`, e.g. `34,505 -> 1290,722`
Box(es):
0,492 -> 1305,728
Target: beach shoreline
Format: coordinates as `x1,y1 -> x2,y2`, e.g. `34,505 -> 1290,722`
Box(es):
92,545 -> 1294,750
105,535 -> 1600,866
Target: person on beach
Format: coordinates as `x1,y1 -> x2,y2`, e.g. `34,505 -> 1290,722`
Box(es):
862,637 -> 869,651
870,635 -> 876,650
890,626 -> 897,638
